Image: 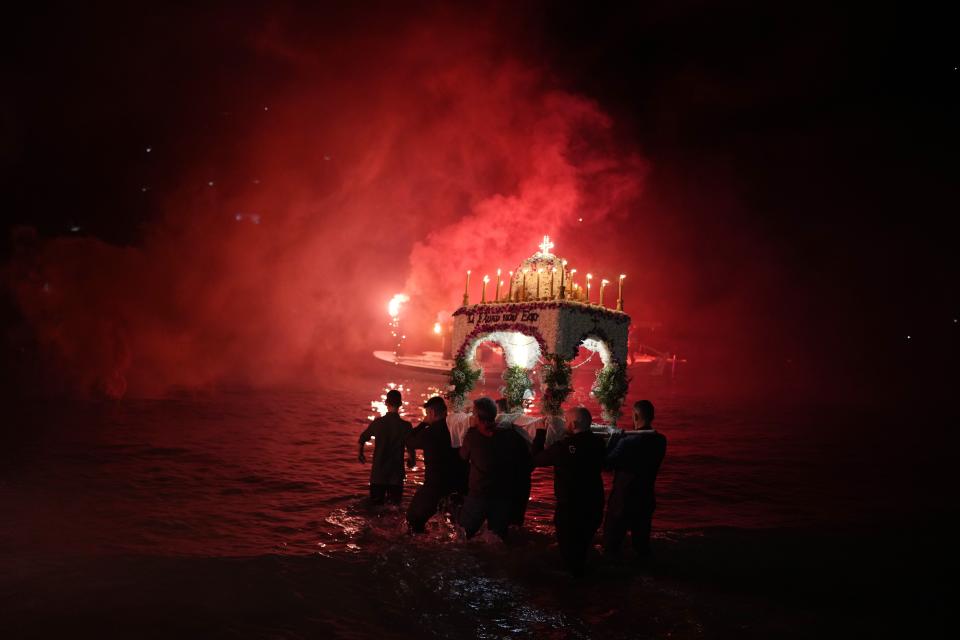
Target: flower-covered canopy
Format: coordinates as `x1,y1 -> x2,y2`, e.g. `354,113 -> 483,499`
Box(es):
448,235 -> 633,424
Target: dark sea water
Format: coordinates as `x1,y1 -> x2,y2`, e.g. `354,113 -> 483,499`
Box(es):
0,364 -> 954,638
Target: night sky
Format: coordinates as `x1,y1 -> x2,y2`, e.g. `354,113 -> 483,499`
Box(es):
1,1 -> 957,404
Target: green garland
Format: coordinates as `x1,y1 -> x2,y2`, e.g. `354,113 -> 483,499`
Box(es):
447,356 -> 481,410
540,353 -> 573,417
592,360 -> 630,424
500,365 -> 533,411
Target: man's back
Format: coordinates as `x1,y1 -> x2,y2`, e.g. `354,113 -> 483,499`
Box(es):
606,430 -> 667,508
361,412 -> 413,486
407,418 -> 454,488
535,430 -> 605,511
461,426 -> 531,499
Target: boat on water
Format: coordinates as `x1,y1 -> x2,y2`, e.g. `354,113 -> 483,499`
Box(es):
372,350 -> 454,375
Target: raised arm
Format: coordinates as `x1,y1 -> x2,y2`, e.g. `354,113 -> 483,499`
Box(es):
407,423 -> 429,450
532,431 -> 562,467
604,433 -> 626,470
459,429 -> 473,462
531,428 -> 547,456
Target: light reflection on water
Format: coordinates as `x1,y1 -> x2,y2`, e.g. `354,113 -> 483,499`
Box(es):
0,368 -> 903,559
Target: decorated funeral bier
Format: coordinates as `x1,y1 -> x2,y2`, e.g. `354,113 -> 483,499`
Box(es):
447,236 -> 631,429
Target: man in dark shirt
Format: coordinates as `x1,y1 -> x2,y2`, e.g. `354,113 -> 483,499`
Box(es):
496,397 -> 533,528
358,389 -> 413,505
603,399 -> 667,557
406,396 -> 458,533
533,406 -> 605,577
459,396 -> 532,540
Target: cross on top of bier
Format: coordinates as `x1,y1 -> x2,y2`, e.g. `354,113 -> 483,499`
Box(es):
538,235 -> 555,255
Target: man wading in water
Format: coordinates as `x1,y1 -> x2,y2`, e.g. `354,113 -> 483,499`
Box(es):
533,406 -> 605,577
459,396 -> 531,539
358,389 -> 413,505
603,399 -> 667,557
405,396 -> 459,533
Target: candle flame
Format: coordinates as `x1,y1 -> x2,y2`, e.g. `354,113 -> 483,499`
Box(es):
483,274 -> 490,283
620,274 -> 626,279
602,279 -> 610,285
433,322 -> 442,334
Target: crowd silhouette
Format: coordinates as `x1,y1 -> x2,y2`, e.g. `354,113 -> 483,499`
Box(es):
358,391 -> 666,576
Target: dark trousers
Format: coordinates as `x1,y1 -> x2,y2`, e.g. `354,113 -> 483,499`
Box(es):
370,483 -> 403,505
556,506 -> 601,577
406,483 -> 447,533
602,507 -> 654,555
459,495 -> 511,539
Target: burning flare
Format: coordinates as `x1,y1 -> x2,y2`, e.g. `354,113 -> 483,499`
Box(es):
387,293 -> 410,318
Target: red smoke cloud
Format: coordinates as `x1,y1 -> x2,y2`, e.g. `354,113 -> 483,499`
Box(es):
405,89 -> 646,312
4,13 -> 650,397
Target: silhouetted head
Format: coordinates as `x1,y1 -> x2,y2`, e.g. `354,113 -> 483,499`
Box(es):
633,400 -> 655,428
422,395 -> 447,423
473,396 -> 498,427
495,398 -> 509,414
565,406 -> 592,434
385,389 -> 402,411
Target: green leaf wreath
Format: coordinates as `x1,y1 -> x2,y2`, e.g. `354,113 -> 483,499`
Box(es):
539,353 -> 573,417
592,361 -> 630,424
500,365 -> 533,411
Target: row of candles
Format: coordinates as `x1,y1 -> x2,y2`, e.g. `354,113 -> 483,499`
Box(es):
463,267 -> 626,311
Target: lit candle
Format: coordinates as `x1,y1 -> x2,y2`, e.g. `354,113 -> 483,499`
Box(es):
463,270 -> 471,306
508,270 -> 514,301
560,260 -> 567,299
570,269 -> 577,297
522,269 -> 529,301
495,268 -> 502,302
600,279 -> 610,307
482,275 -> 490,303
617,274 -> 626,311
586,273 -> 593,303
